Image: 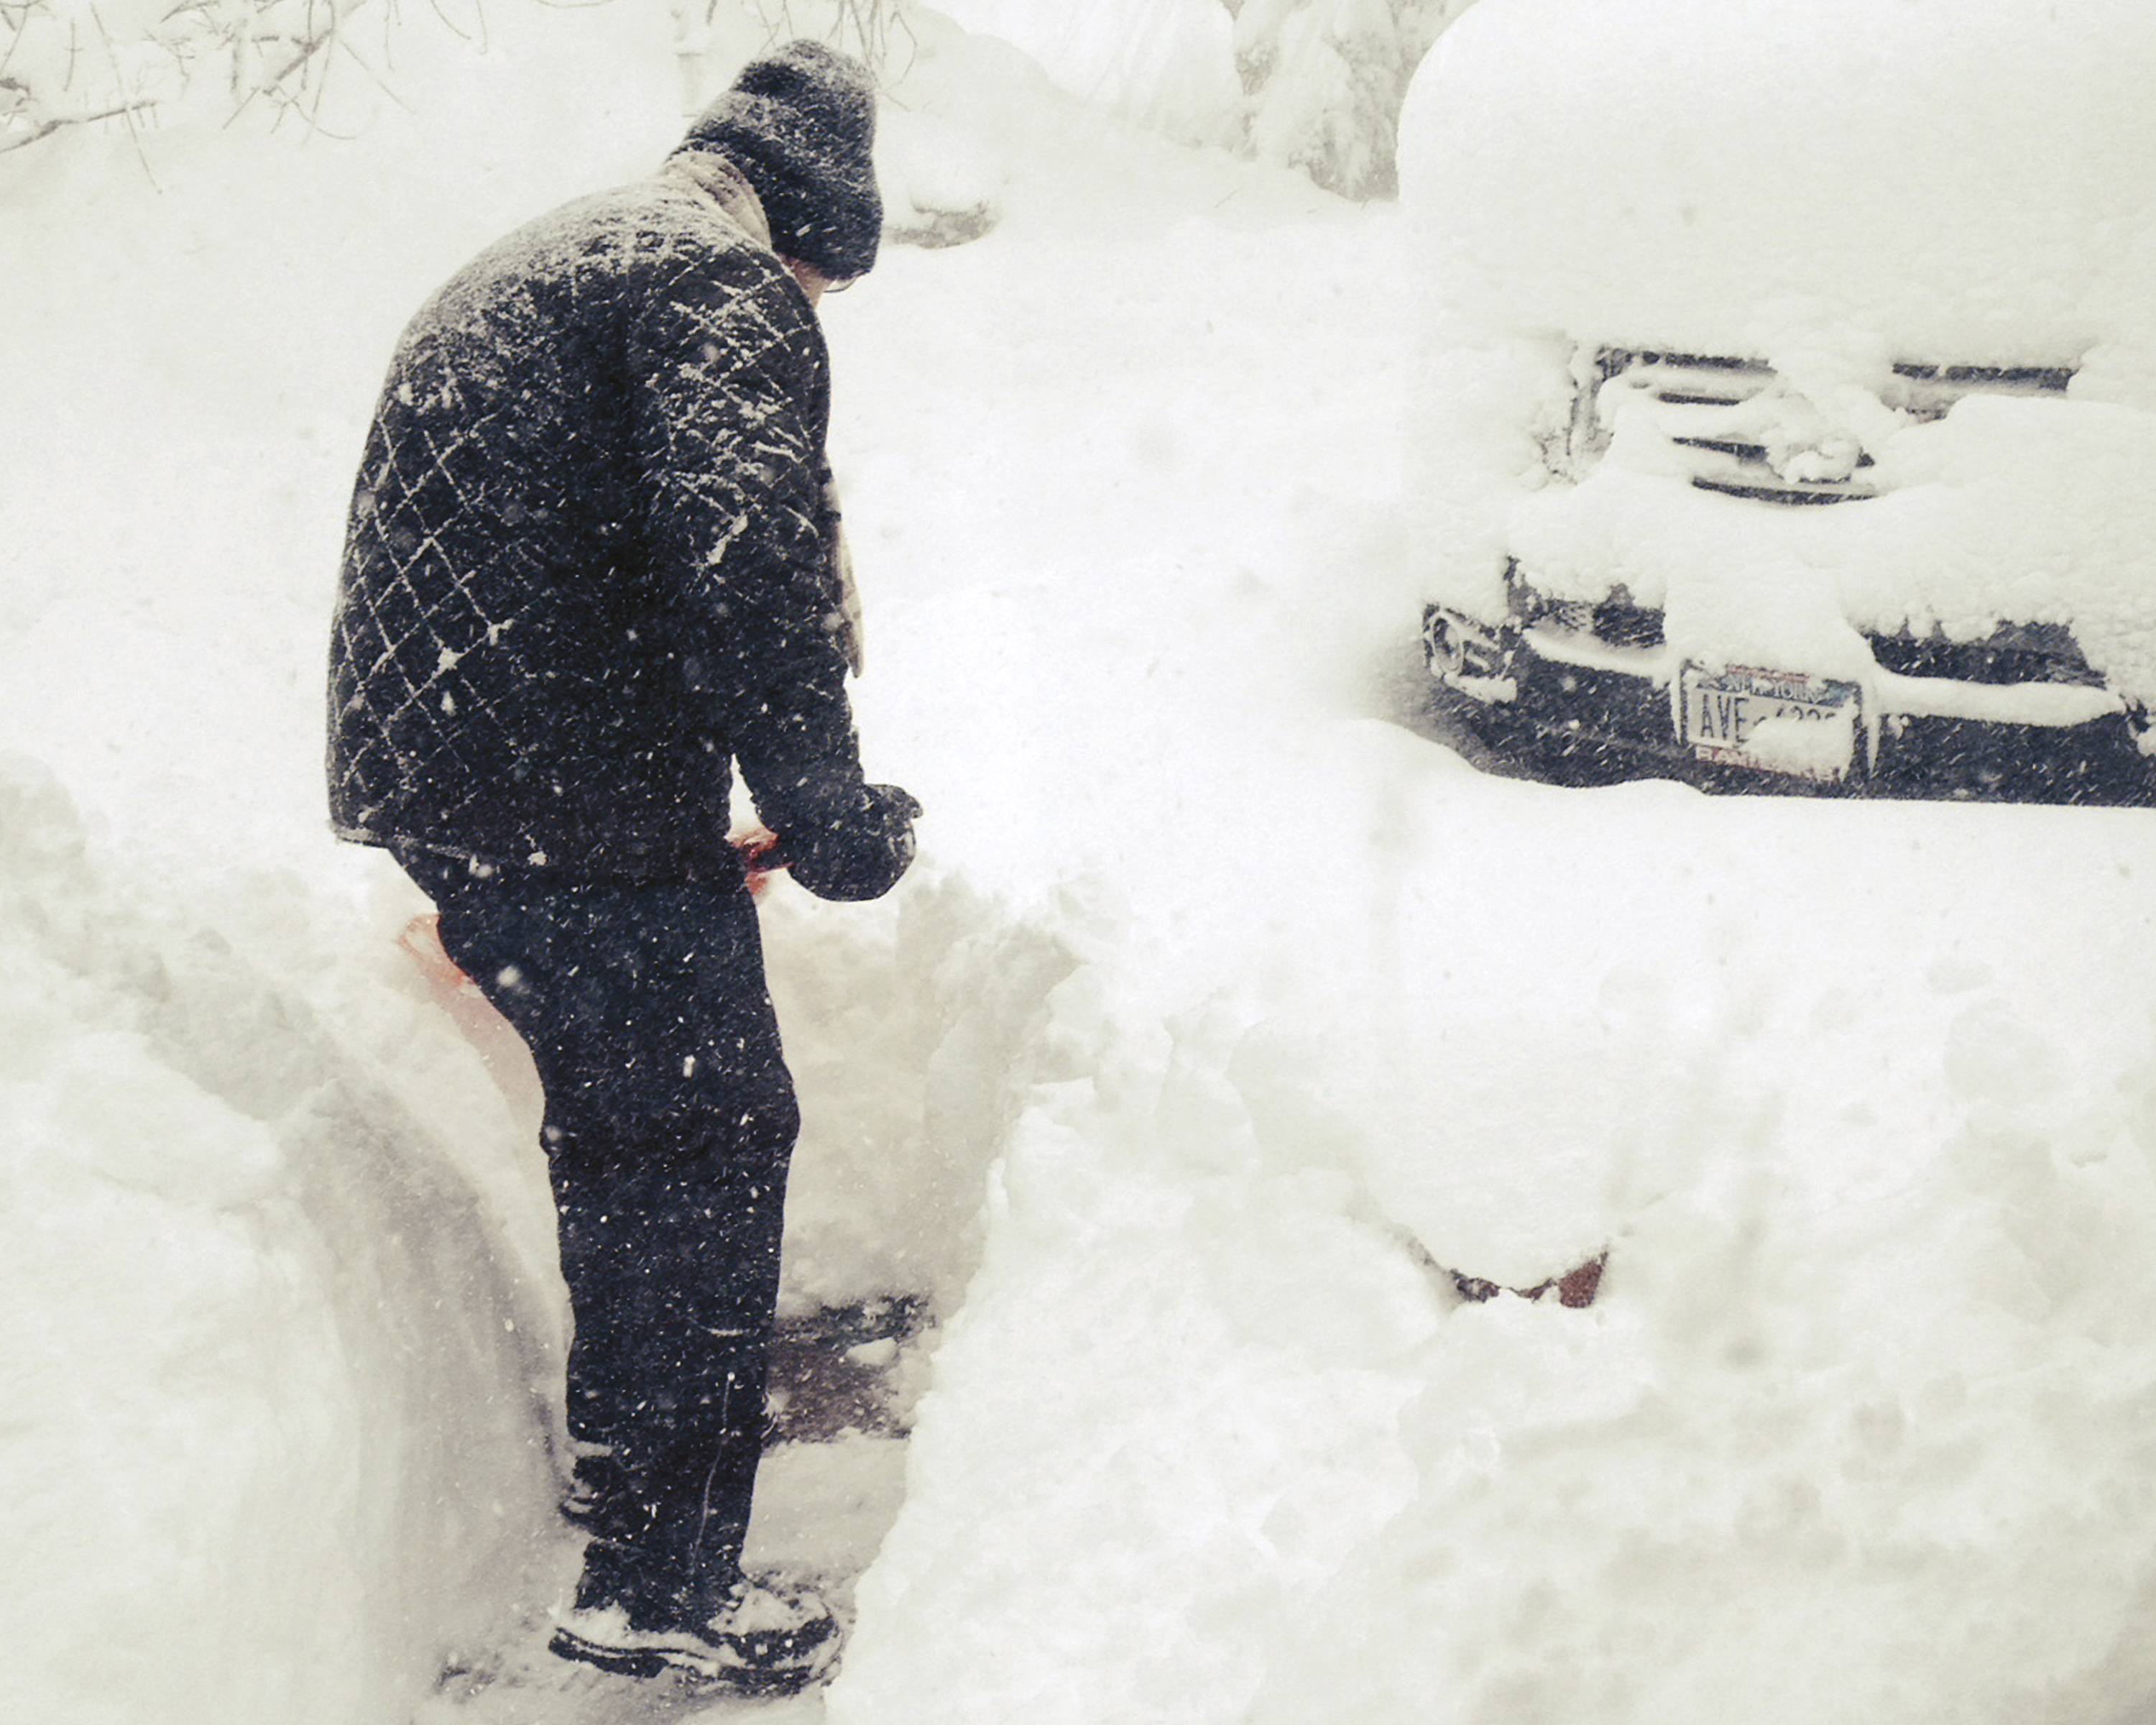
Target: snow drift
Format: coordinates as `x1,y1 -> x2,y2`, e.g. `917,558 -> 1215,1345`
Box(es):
833,735 -> 2156,1725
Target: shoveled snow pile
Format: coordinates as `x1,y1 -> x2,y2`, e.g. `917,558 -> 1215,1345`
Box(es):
832,740 -> 2156,1725
1397,0 -> 2156,717
0,758 -> 564,1725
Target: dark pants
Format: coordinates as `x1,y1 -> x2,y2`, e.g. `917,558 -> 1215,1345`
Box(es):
405,852 -> 799,1629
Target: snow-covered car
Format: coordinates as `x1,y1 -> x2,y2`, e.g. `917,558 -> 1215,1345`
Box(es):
1396,0 -> 2156,801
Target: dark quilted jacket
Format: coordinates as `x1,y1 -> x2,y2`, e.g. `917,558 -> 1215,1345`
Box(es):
327,157 -> 865,880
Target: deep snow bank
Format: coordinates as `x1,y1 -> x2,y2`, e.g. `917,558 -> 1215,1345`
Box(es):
834,735 -> 2156,1725
0,759 -> 563,1725
762,871 -> 1080,1317
0,24 -> 689,1714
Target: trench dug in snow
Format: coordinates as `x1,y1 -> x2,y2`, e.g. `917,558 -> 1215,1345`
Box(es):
0,745 -> 1084,1725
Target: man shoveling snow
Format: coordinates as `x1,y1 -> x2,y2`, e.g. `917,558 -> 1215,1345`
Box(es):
325,41 -> 918,1696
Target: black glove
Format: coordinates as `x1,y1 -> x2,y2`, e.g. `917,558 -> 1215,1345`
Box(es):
781,783 -> 921,902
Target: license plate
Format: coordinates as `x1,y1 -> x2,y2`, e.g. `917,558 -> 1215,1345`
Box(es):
1680,665 -> 1859,781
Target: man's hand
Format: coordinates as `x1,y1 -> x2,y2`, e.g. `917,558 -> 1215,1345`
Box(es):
780,783 -> 921,901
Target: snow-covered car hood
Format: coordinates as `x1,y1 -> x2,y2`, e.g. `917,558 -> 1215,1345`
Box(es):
1507,369 -> 2156,712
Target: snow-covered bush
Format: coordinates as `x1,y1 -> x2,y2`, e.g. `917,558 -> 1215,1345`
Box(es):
926,0 -> 1243,144
1230,0 -> 1467,196
931,0 -> 1474,197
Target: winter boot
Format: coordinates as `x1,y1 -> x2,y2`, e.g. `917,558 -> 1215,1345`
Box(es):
548,1574 -> 841,1693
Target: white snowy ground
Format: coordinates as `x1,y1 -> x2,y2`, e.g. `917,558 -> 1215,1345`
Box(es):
9,8 -> 2156,1725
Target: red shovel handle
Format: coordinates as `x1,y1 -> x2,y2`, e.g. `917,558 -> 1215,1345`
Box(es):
400,912 -> 474,994
736,829 -> 786,896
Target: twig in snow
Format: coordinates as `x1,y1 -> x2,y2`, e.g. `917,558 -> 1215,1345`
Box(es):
334,29 -> 407,110
423,0 -> 474,48
86,1 -> 158,182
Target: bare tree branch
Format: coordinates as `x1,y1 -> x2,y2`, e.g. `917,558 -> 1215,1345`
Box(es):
226,0 -> 373,126
0,93 -> 152,152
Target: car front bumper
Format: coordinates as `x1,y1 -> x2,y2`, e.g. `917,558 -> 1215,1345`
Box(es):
1424,604 -> 2155,805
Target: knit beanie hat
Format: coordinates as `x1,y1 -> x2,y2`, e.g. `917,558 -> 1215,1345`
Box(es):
679,42 -> 882,282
